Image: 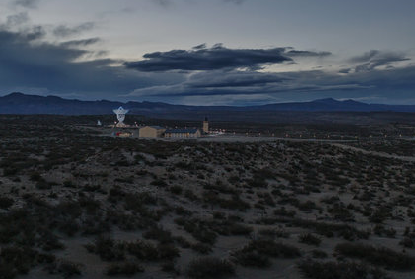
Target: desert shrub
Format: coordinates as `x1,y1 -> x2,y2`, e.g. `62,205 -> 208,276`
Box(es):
83,184 -> 101,192
227,223 -> 253,235
184,189 -> 198,201
157,243 -> 180,260
254,168 -> 276,180
186,257 -> 235,279
151,179 -> 167,187
191,242 -> 212,254
55,261 -> 82,278
274,207 -> 296,217
106,210 -> 154,231
175,206 -> 192,216
161,260 -> 177,273
369,207 -> 391,223
0,197 -> 14,209
335,242 -> 415,270
212,211 -> 226,219
63,180 -> 76,188
0,246 -> 38,276
247,177 -> 268,188
108,187 -> 125,198
143,226 -> 174,243
170,185 -> 183,195
231,249 -> 270,267
80,217 -> 110,236
400,237 -> 414,248
54,201 -> 82,218
259,228 -> 290,239
190,227 -> 217,245
38,231 -> 65,251
311,249 -> 327,259
134,153 -> 145,162
79,198 -> 101,214
298,260 -> 389,279
30,172 -> 42,181
37,253 -> 56,264
202,191 -> 250,211
57,221 -> 80,237
299,233 -> 322,246
3,167 -> 18,176
35,180 -> 52,190
126,240 -> 158,261
106,261 -> 143,276
114,160 -> 130,167
220,196 -> 250,211
176,218 -> 217,245
85,236 -> 125,261
124,192 -> 157,210
249,240 -> 301,258
373,224 -> 396,238
0,262 -> 18,279
175,161 -> 191,169
232,239 -> 300,266
228,176 -> 240,184
203,182 -> 237,195
292,219 -> 370,240
329,204 -> 355,222
114,176 -> 134,184
297,201 -> 319,212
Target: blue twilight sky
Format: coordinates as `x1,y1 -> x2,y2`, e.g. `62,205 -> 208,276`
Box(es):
0,0 -> 414,105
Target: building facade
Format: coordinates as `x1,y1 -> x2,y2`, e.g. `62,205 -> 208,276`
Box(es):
138,126 -> 166,138
165,128 -> 201,139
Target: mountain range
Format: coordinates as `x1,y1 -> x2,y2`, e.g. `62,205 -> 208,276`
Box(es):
1,92 -> 415,119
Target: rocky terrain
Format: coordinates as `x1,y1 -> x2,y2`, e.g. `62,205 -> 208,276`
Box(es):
0,115 -> 415,279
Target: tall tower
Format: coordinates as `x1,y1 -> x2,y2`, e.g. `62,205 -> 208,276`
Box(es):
203,117 -> 209,134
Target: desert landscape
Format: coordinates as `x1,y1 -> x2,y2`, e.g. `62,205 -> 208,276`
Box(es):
0,115 -> 414,279
1,0 -> 415,278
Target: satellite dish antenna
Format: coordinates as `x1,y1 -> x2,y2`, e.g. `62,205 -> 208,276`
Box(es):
113,106 -> 129,127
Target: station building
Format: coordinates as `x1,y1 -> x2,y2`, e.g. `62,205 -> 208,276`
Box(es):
164,128 -> 201,139
138,126 -> 166,138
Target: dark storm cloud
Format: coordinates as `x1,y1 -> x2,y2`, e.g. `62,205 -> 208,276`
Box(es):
125,46 -> 291,71
285,50 -> 332,58
186,71 -> 287,88
13,0 -> 39,9
5,12 -> 30,28
338,68 -> 351,74
128,61 -> 415,103
53,22 -> 95,38
60,37 -> 101,48
350,50 -> 410,72
192,43 -> 206,50
0,27 -> 179,98
128,69 -> 325,97
125,45 -> 333,72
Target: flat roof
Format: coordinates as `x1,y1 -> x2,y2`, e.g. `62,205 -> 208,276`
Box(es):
165,128 -> 199,134
140,125 -> 165,130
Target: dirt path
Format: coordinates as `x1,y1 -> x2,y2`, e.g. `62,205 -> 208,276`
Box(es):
330,143 -> 415,162
201,135 -> 415,162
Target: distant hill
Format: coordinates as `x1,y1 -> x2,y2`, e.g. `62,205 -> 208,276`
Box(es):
1,93 -> 415,119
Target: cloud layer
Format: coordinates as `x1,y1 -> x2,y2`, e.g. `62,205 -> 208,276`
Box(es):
125,46 -> 414,105
0,10 -> 413,105
0,24 -> 179,99
125,45 -> 332,72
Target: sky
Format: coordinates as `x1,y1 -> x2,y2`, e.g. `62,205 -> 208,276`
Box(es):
0,0 -> 414,105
